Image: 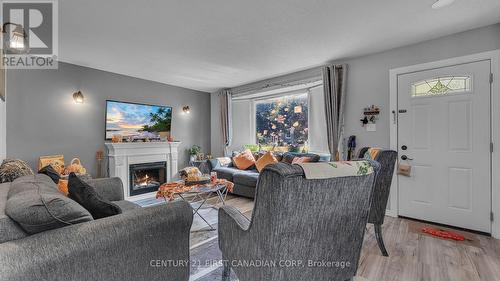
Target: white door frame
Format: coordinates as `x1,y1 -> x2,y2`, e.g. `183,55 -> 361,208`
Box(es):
0,67 -> 5,162
389,49 -> 500,238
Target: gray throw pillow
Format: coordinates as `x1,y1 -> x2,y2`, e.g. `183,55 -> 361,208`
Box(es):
5,174 -> 93,234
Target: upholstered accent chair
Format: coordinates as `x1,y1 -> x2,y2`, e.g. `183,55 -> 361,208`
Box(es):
358,147 -> 398,256
218,161 -> 380,281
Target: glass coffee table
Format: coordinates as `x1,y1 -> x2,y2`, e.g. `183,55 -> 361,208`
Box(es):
161,183 -> 228,231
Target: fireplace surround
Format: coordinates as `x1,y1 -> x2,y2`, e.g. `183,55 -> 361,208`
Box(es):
106,142 -> 180,201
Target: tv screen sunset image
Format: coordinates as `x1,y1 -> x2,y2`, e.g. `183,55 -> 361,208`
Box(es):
105,100 -> 172,140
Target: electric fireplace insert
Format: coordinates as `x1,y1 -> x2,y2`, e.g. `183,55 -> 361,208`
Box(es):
129,161 -> 167,196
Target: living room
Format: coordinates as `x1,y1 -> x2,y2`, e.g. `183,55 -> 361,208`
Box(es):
0,1 -> 500,280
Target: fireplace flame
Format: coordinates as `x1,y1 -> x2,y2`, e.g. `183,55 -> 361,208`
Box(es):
137,174 -> 152,186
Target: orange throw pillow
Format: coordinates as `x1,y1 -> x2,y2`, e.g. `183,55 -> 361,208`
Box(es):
255,151 -> 278,172
291,156 -> 312,164
58,179 -> 69,196
233,149 -> 256,170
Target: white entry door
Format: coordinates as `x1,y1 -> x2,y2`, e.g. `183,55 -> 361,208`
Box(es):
397,60 -> 491,233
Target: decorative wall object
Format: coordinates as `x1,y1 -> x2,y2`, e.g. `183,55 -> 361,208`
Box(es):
360,105 -> 380,131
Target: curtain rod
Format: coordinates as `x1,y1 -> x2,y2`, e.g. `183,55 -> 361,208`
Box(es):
231,66 -> 323,97
232,80 -> 323,100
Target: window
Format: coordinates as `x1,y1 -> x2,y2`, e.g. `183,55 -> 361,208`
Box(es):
411,76 -> 471,97
255,93 -> 308,150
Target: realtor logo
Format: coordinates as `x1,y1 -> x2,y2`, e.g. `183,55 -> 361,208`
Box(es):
1,0 -> 58,69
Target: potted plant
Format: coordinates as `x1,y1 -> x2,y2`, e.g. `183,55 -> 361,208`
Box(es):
189,145 -> 201,162
288,144 -> 301,153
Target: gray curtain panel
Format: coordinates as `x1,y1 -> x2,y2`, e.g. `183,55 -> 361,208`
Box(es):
219,89 -> 233,156
323,64 -> 347,161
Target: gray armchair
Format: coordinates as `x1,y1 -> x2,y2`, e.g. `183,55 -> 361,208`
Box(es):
0,176 -> 193,281
218,161 -> 380,281
358,147 -> 398,256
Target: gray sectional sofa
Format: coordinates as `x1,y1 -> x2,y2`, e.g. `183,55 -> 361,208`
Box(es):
208,152 -> 330,198
0,175 -> 193,281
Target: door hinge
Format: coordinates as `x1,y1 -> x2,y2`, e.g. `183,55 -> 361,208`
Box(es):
491,212 -> 494,222
491,73 -> 494,84
491,142 -> 494,153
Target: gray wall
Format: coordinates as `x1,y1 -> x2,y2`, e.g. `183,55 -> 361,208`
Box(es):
211,23 -> 500,154
6,62 -> 211,176
210,92 -> 223,156
341,23 -> 500,150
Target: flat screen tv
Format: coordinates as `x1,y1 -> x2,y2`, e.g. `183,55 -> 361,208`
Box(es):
105,100 -> 172,140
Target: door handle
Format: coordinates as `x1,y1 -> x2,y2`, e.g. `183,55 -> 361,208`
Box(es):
401,155 -> 413,161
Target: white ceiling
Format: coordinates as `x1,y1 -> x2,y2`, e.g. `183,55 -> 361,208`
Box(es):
59,0 -> 500,92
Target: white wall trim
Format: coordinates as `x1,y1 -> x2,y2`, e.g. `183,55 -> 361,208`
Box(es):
0,67 -> 5,162
385,208 -> 398,218
0,99 -> 5,162
389,49 -> 500,238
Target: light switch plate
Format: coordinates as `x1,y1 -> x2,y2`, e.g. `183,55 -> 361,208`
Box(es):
366,124 -> 376,132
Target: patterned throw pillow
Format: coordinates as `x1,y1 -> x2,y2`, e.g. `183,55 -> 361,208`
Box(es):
364,148 -> 381,160
232,149 -> 256,170
255,151 -> 278,172
291,156 -> 312,164
179,166 -> 202,179
216,157 -> 232,167
0,159 -> 34,183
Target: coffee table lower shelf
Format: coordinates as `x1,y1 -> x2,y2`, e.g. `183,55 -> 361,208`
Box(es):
163,184 -> 228,231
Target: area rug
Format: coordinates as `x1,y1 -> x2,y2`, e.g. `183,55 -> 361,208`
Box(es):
134,197 -> 165,207
189,236 -> 239,281
135,197 -> 223,232
135,196 -> 252,280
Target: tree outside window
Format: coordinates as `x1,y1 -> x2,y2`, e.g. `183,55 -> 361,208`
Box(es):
255,93 -> 308,151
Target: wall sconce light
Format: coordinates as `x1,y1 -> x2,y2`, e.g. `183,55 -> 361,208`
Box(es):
1,22 -> 28,53
182,106 -> 190,114
73,91 -> 84,104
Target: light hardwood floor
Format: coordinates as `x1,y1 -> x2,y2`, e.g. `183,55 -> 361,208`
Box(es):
211,195 -> 500,281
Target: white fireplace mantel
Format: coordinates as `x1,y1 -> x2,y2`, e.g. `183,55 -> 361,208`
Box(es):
105,141 -> 180,201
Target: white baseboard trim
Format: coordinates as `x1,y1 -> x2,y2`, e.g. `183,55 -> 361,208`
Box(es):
385,209 -> 398,218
